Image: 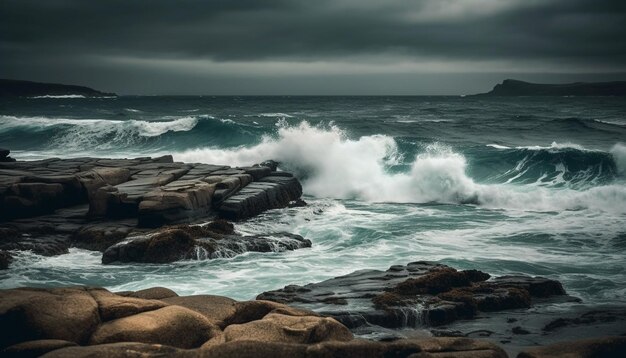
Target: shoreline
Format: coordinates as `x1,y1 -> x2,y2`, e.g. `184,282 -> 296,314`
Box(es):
1,152 -> 625,357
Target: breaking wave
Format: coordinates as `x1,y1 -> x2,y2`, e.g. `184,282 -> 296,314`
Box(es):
0,115 -> 199,149
174,121 -> 626,213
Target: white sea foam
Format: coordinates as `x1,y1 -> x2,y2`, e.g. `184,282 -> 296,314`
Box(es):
0,115 -> 198,137
610,143 -> 626,175
514,142 -> 597,152
486,144 -> 511,149
256,113 -> 294,118
174,121 -> 626,213
0,115 -> 199,149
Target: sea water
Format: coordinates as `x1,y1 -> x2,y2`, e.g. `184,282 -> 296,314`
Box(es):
0,96 -> 624,312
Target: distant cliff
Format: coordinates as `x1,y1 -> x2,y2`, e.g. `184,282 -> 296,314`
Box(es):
477,79 -> 626,96
0,79 -> 116,98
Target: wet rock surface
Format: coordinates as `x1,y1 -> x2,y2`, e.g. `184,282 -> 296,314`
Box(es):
0,156 -> 306,267
0,286 -> 509,358
258,262 -> 566,329
102,222 -> 311,264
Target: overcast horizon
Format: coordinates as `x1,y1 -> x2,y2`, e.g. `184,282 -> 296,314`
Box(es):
2,0 -> 625,95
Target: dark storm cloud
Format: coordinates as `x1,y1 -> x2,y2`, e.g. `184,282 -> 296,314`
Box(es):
1,0 -> 625,94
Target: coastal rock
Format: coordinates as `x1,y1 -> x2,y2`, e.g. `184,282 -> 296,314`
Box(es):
1,157 -> 304,254
220,313 -> 353,344
0,285 -> 563,358
89,288 -> 169,321
225,300 -> 318,326
217,175 -> 303,220
72,223 -> 136,252
198,338 -> 507,358
161,295 -> 238,327
517,336 -> 626,358
102,223 -> 311,264
41,342 -> 183,358
121,287 -> 179,300
0,287 -> 100,347
89,306 -> 219,348
0,234 -> 70,256
2,339 -> 78,358
137,179 -> 216,228
258,262 -> 567,329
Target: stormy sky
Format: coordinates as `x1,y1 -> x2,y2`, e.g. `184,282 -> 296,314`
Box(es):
1,0 -> 625,95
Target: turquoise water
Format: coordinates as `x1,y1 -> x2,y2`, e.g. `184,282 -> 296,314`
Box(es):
0,96 -> 625,312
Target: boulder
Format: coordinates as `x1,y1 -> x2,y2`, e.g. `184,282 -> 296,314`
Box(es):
0,287 -> 100,347
40,342 -> 184,358
103,225 -> 311,264
2,339 -> 77,358
121,287 -> 179,300
225,300 -> 318,326
221,313 -> 353,344
89,288 -> 169,321
160,295 -> 237,327
199,340 -> 307,358
72,224 -> 134,252
89,305 -> 219,348
198,337 -> 507,358
102,228 -> 197,264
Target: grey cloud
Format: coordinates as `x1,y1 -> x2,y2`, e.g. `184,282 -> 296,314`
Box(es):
0,0 -> 625,94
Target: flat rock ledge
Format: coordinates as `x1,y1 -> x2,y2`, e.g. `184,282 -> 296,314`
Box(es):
0,156 -> 305,268
0,156 -> 301,223
0,286 -> 510,358
258,262 -> 567,328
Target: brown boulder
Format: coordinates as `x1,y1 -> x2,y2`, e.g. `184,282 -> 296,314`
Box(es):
221,313 -> 353,344
102,228 -> 196,264
89,288 -> 169,321
161,294 -> 237,327
89,305 -> 219,348
0,287 -> 100,347
121,287 -> 179,300
199,340 -> 307,358
226,300 -> 318,326
41,342 -> 184,358
2,339 -> 77,358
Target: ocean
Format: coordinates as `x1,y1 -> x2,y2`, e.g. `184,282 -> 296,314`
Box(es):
1,95 -> 625,313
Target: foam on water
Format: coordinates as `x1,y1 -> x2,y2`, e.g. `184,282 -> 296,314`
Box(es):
0,115 -> 199,149
175,121 -> 626,213
610,143 -> 626,175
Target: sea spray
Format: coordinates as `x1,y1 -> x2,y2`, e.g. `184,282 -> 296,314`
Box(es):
610,143 -> 626,175
174,121 -> 626,213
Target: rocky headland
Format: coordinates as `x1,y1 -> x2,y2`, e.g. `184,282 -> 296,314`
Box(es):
0,79 -> 116,98
474,79 -> 626,97
1,151 -> 625,357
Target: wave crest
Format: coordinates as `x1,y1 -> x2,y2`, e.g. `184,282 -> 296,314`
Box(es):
174,121 -> 626,213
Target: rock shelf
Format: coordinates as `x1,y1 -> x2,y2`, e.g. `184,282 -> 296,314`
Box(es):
0,154 -> 305,268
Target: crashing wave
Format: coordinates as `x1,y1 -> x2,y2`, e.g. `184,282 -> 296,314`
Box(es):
173,121 -> 626,213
